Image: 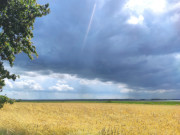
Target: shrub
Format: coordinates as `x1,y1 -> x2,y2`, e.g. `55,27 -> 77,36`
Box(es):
0,95 -> 15,109
8,99 -> 15,104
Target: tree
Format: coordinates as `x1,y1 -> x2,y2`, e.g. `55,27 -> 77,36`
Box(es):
0,0 -> 50,90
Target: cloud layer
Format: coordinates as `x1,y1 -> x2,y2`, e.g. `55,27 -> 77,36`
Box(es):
6,0 -> 180,98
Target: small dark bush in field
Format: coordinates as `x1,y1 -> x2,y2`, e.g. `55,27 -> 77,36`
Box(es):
0,95 -> 14,109
8,99 -> 15,104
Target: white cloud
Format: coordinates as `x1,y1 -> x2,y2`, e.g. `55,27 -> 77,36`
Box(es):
57,80 -> 67,84
50,73 -> 77,80
119,87 -> 175,94
127,15 -> 144,25
174,53 -> 180,60
120,88 -> 134,93
5,79 -> 43,90
5,79 -> 13,88
142,89 -> 175,94
49,80 -> 74,91
118,83 -> 174,94
79,78 -> 114,86
124,0 -> 167,14
168,1 -> 180,12
15,80 -> 43,90
79,79 -> 99,85
118,84 -> 135,93
4,70 -> 176,99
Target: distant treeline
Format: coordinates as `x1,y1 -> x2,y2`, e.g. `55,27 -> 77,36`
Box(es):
16,99 -> 180,102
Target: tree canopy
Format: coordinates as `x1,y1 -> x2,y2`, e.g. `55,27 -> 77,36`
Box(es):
0,0 -> 50,90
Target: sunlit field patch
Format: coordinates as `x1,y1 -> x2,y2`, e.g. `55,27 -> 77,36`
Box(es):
0,103 -> 180,135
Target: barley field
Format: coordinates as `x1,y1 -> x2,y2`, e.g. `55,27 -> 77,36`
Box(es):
0,103 -> 180,135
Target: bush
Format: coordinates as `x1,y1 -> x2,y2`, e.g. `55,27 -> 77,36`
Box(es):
8,99 -> 15,104
0,95 -> 15,109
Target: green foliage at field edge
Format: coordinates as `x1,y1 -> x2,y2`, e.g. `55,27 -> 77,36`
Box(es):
0,95 -> 15,109
17,100 -> 180,105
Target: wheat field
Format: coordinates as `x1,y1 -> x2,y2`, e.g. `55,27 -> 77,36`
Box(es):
0,103 -> 180,135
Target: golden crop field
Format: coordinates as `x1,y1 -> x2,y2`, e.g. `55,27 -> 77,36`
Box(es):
0,103 -> 180,135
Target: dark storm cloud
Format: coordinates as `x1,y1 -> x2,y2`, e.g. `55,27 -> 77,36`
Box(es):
14,0 -> 180,92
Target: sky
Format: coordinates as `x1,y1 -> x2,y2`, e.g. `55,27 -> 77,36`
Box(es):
2,0 -> 180,99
